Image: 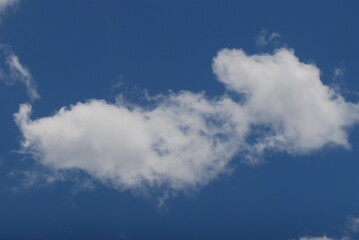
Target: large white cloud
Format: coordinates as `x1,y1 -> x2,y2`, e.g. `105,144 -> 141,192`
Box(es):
15,94 -> 244,191
14,48 -> 359,193
213,48 -> 359,155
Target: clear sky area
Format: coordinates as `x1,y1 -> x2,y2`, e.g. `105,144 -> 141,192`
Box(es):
0,1 -> 359,239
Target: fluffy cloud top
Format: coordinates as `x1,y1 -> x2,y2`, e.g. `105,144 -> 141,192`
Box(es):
15,95 -> 240,191
14,48 -> 359,193
213,48 -> 359,154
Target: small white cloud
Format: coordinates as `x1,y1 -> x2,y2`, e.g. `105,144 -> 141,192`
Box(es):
333,66 -> 345,80
255,29 -> 281,47
7,54 -> 40,100
347,217 -> 359,233
0,45 -> 40,101
296,216 -> 359,240
14,47 -> 359,195
0,0 -> 18,13
298,237 -> 335,240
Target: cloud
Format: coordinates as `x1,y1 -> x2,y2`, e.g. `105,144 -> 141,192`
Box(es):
255,29 -> 281,47
298,237 -> 335,240
296,217 -> 359,240
15,95 -> 242,192
213,48 -> 359,156
0,45 -> 40,101
347,217 -> 359,233
14,48 -> 359,195
333,66 -> 345,80
0,0 -> 18,13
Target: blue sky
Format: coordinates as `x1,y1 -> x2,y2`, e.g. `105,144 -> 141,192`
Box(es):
0,0 -> 359,239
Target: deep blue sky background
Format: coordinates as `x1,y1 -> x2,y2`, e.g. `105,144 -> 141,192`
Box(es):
0,0 -> 359,239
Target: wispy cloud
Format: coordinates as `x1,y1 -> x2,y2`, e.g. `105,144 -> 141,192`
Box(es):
14,48 -> 359,197
296,216 -> 359,240
347,217 -> 359,234
0,45 -> 40,101
333,66 -> 345,80
298,237 -> 335,240
255,28 -> 281,47
0,0 -> 18,14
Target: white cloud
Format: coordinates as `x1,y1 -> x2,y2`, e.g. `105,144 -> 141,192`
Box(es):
298,237 -> 335,240
347,217 -> 359,233
296,216 -> 359,240
213,48 -> 359,156
0,45 -> 40,101
297,235 -> 352,240
0,0 -> 18,13
14,48 -> 359,194
15,95 -> 243,191
333,66 -> 345,80
255,29 -> 281,47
